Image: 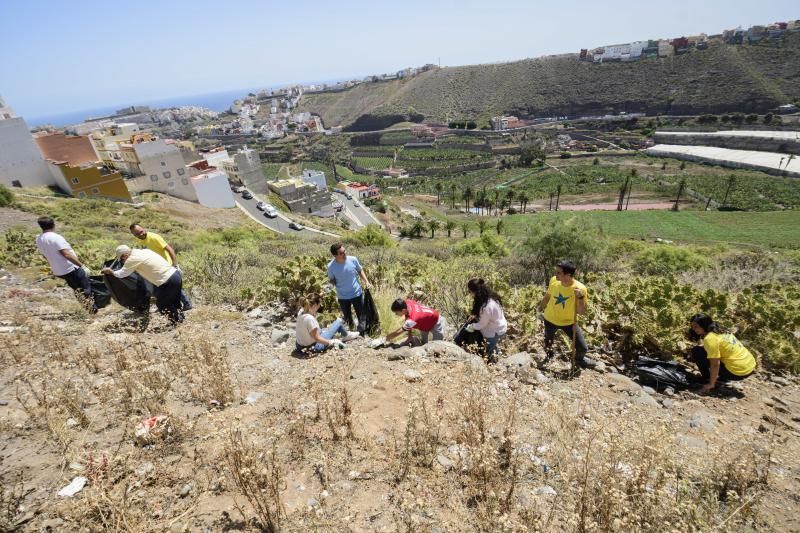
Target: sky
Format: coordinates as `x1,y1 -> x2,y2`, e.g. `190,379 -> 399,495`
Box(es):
1,0 -> 797,119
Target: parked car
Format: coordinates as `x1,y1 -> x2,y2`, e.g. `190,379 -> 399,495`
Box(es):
345,194 -> 352,200
256,201 -> 266,211
332,200 -> 343,212
264,205 -> 278,218
241,190 -> 253,200
353,201 -> 360,207
288,221 -> 305,231
232,185 -> 245,193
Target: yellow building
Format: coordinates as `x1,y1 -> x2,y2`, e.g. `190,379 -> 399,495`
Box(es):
51,162 -> 132,202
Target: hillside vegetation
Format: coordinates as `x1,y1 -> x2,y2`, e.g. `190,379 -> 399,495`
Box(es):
298,35 -> 800,127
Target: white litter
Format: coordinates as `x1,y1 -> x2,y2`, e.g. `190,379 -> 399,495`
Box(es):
58,476 -> 87,497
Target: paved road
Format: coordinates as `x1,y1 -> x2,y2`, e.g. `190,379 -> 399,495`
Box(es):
234,192 -> 321,238
337,194 -> 383,228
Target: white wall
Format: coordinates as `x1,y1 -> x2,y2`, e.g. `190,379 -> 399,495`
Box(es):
133,140 -> 197,202
192,170 -> 235,208
0,117 -> 55,187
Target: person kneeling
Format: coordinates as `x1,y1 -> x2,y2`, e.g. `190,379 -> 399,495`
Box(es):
688,313 -> 756,393
385,298 -> 446,346
295,293 -> 360,355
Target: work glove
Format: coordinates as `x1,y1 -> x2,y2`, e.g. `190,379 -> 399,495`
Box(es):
369,337 -> 386,349
465,324 -> 476,333
331,340 -> 346,350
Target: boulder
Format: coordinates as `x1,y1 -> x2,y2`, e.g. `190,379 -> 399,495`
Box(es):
247,307 -> 263,319
271,329 -> 292,345
687,411 -> 716,432
422,341 -> 471,360
606,373 -> 642,393
403,369 -> 422,382
502,352 -> 534,375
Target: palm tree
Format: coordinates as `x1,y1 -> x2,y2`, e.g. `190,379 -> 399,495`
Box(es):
461,222 -> 469,238
435,182 -> 443,206
505,189 -> 516,213
518,191 -> 529,213
411,219 -> 425,238
463,186 -> 473,213
496,218 -> 505,235
427,219 -> 441,238
478,219 -> 487,235
450,183 -> 457,209
445,219 -> 456,237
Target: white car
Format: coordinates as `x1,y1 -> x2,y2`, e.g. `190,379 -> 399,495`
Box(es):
264,206 -> 278,218
353,201 -> 360,207
256,201 -> 267,211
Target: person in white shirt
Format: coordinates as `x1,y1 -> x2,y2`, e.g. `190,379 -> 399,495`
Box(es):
295,293 -> 360,355
35,216 -> 96,313
465,278 -> 508,363
101,245 -> 184,324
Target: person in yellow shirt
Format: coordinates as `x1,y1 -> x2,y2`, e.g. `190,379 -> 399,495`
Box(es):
689,313 -> 756,393
536,260 -> 597,369
129,223 -> 192,311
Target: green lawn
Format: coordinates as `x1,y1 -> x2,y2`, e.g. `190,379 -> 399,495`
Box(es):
501,209 -> 800,248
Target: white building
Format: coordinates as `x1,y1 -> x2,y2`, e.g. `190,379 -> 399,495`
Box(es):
0,96 -> 54,188
300,169 -> 326,191
128,140 -> 195,200
202,148 -> 230,169
220,146 -> 263,187
190,170 -> 236,208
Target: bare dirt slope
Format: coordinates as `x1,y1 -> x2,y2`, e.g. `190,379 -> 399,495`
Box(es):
1,268 -> 798,531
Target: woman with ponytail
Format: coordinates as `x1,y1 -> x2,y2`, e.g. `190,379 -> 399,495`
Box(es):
689,313 -> 756,393
464,278 -> 507,362
295,293 -> 360,355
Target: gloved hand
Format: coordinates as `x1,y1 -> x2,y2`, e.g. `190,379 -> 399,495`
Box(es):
81,265 -> 92,276
175,264 -> 182,273
465,324 -> 476,333
331,340 -> 346,350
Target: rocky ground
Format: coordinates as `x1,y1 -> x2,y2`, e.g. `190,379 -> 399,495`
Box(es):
1,267 -> 799,532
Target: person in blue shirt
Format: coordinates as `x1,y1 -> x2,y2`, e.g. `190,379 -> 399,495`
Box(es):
327,242 -> 371,336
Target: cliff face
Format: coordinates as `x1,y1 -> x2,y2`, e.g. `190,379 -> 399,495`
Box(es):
298,35 -> 800,128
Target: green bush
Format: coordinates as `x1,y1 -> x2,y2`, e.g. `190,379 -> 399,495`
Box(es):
455,233 -> 509,259
346,224 -> 395,248
634,246 -> 710,275
0,185 -> 14,207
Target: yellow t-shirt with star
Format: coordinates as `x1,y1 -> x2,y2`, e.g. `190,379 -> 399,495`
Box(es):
543,276 -> 588,327
133,232 -> 172,265
702,332 -> 756,376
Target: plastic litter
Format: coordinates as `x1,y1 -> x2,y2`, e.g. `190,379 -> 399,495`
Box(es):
632,356 -> 693,390
134,415 -> 170,445
244,392 -> 265,405
58,476 -> 87,497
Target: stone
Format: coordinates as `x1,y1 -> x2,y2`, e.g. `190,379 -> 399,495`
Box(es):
179,483 -> 192,498
271,329 -> 292,345
403,369 -> 422,383
244,391 -> 265,405
422,340 -> 471,360
664,387 -> 675,396
247,307 -> 263,319
770,375 -> 789,386
502,352 -> 534,374
661,398 -> 676,409
535,485 -> 557,496
687,411 -> 716,432
634,392 -> 660,407
594,361 -> 607,373
534,390 -> 552,404
307,497 -> 320,509
437,454 -> 454,470
66,418 -> 79,429
642,386 -> 656,395
0,400 -> 8,406
135,462 -> 154,477
605,373 -> 642,393
251,319 -> 270,328
675,433 -> 707,449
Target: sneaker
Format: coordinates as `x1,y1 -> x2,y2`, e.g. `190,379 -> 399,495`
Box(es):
577,356 -> 598,369
343,332 -> 361,342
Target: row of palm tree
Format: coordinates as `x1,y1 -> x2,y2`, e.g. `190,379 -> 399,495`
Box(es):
435,182 -> 530,214
404,217 -> 505,239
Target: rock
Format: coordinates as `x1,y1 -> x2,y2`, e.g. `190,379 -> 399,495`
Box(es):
535,485 -> 557,496
66,418 -> 79,429
244,391 -> 265,405
247,307 -> 263,319
437,454 -> 454,470
594,361 -> 607,373
661,398 -> 676,409
179,483 -> 192,498
770,375 -> 789,386
388,347 -> 426,361
422,341 -> 470,360
664,387 -> 675,396
0,399 -> 8,406
687,411 -> 716,432
606,373 -> 642,393
502,352 -> 534,374
533,389 -> 551,402
42,518 -> 65,530
271,329 -> 292,345
634,392 -> 660,407
403,369 -> 422,382
641,386 -> 656,395
251,319 -> 270,328
307,497 -> 320,509
675,433 -> 707,449
135,462 -> 154,477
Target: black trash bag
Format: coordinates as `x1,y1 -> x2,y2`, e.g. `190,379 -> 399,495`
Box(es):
89,276 -> 112,309
454,321 -> 486,351
102,259 -> 153,312
362,289 -> 381,336
632,356 -> 693,390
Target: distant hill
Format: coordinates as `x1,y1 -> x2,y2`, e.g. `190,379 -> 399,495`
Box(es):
298,34 -> 800,129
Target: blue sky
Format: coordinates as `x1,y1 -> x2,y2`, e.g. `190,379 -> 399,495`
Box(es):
2,0 -> 797,118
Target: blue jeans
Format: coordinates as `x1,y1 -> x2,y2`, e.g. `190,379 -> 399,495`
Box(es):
293,319 -> 350,353
485,333 -> 503,360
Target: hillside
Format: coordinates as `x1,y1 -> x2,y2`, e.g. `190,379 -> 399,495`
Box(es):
298,35 -> 800,128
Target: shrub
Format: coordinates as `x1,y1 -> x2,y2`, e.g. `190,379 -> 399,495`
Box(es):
346,224 -> 395,248
0,185 -> 14,207
634,246 -> 710,275
455,233 -> 509,259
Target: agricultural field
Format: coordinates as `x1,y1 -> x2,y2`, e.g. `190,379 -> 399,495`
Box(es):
352,156 -> 394,170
